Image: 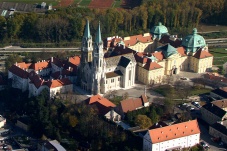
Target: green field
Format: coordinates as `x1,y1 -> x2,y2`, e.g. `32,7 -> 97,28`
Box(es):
209,47 -> 227,65
0,0 -> 59,5
78,0 -> 91,6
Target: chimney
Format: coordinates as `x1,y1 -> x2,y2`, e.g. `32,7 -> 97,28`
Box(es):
51,57 -> 53,62
15,62 -> 17,66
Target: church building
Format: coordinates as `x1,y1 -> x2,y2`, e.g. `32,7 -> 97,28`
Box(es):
79,21 -> 136,94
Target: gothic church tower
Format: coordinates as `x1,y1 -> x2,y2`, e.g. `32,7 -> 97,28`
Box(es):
81,20 -> 93,64
92,22 -> 105,94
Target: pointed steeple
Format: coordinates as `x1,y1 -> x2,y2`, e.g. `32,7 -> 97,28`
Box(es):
84,20 -> 91,38
95,22 -> 102,45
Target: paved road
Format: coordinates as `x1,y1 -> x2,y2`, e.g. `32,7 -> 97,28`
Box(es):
0,46 -> 80,52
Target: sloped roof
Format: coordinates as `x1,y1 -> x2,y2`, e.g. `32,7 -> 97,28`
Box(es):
87,94 -> 116,115
45,78 -> 72,88
68,56 -> 80,66
177,47 -> 186,56
211,99 -> 227,109
211,88 -> 227,98
51,57 -> 64,67
105,53 -> 136,68
152,51 -> 164,61
118,56 -> 131,68
106,70 -> 123,78
134,52 -> 148,64
8,65 -> 29,79
29,61 -> 50,71
202,102 -> 226,118
203,73 -> 227,84
193,48 -> 213,59
120,95 -> 148,113
17,62 -> 31,69
157,44 -> 177,58
123,33 -> 152,46
148,120 -> 200,143
143,60 -> 163,71
210,122 -> 227,136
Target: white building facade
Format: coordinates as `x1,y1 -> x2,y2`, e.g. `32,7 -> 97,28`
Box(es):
143,120 -> 200,151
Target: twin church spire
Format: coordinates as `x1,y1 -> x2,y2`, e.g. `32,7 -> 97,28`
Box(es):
83,20 -> 102,45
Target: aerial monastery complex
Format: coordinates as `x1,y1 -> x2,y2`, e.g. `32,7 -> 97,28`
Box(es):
8,21 -> 213,95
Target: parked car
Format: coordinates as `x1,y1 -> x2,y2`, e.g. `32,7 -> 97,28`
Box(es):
200,141 -> 210,148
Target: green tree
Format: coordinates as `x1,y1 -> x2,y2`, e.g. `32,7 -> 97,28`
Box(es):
135,114 -> 152,129
149,107 -> 159,124
69,115 -> 78,127
5,54 -> 22,71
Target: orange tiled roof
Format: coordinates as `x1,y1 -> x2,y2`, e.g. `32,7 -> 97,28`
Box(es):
29,61 -> 50,71
46,78 -> 72,88
17,62 -> 31,69
177,47 -> 186,56
69,56 -> 80,66
148,120 -> 200,143
194,48 -> 213,59
143,60 -> 163,70
89,94 -> 116,108
124,34 -> 152,46
134,52 -> 148,64
152,51 -> 164,61
120,95 -> 147,113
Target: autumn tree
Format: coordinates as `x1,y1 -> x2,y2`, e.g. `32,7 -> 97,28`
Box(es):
135,114 -> 152,129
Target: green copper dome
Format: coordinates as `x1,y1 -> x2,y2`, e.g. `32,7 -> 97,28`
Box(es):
150,22 -> 168,40
182,28 -> 206,53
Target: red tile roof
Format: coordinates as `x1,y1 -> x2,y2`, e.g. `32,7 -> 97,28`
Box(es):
88,94 -> 116,107
177,47 -> 186,56
46,78 -> 72,88
8,65 -> 29,79
134,52 -> 148,64
148,120 -> 200,143
152,51 -> 164,61
17,62 -> 31,69
87,95 -> 116,115
69,56 -> 80,66
120,95 -> 148,113
29,61 -> 50,71
123,34 -> 152,46
194,48 -> 213,59
143,60 -> 163,70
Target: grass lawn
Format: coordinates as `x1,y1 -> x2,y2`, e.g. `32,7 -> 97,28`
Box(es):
153,85 -> 212,99
190,88 -> 212,96
78,0 -> 91,6
209,47 -> 227,65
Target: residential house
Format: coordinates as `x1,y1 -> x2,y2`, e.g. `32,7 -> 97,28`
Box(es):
115,94 -> 149,118
209,120 -> 227,144
210,87 -> 227,100
203,73 -> 227,87
38,140 -> 66,151
201,100 -> 227,125
104,109 -> 121,122
85,94 -> 118,116
8,55 -> 79,97
143,120 -> 200,151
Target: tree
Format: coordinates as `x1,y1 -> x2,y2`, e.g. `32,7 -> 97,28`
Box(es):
5,54 -> 22,71
149,107 -> 159,124
134,114 -> 152,129
69,115 -> 78,127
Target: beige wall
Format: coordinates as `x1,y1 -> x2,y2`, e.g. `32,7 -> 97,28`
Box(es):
194,57 -> 213,73
129,42 -> 153,53
137,66 -> 164,85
